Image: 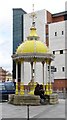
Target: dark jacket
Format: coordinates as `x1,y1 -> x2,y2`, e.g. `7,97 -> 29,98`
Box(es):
34,84 -> 40,95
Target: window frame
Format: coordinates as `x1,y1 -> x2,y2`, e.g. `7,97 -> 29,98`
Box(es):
62,67 -> 64,72
54,67 -> 57,72
60,50 -> 63,54
55,32 -> 57,36
53,51 -> 55,54
62,31 -> 64,35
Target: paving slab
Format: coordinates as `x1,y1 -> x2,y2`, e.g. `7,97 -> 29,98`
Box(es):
0,99 -> 66,119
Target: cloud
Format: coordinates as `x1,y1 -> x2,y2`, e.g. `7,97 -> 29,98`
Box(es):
0,39 -> 12,72
0,19 -> 12,72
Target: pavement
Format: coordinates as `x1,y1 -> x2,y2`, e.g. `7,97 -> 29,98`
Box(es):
0,99 -> 66,120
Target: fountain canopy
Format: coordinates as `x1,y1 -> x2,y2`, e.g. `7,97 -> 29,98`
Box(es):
16,27 -> 49,54
12,24 -> 54,62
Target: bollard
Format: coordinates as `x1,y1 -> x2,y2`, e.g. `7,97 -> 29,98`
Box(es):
27,105 -> 29,120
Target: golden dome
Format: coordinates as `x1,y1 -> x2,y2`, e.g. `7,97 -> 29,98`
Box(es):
16,19 -> 49,54
16,40 -> 49,54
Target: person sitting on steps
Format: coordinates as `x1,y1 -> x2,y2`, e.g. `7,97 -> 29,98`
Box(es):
34,84 -> 49,103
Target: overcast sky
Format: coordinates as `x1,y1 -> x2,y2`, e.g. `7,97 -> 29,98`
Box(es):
0,0 -> 67,73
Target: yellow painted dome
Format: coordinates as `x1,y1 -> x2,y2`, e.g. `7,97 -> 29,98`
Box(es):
16,21 -> 49,54
16,40 -> 49,54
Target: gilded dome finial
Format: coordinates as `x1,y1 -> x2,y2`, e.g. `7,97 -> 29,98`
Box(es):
27,4 -> 39,40
31,4 -> 36,27
32,4 -> 35,22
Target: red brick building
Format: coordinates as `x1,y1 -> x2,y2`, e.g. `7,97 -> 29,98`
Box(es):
0,67 -> 6,82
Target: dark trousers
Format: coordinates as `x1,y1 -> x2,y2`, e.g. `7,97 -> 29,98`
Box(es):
40,94 -> 49,102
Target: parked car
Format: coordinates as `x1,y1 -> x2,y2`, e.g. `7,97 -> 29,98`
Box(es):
0,81 -> 15,101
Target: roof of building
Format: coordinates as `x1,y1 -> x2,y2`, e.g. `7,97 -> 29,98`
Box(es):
16,22 -> 49,54
52,11 -> 67,17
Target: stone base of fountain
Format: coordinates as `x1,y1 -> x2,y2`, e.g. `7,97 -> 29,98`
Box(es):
8,94 -> 40,105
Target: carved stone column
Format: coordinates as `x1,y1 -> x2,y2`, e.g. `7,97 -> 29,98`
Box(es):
45,59 -> 49,95
42,62 -> 45,90
15,61 -> 18,95
20,61 -> 24,95
49,60 -> 52,94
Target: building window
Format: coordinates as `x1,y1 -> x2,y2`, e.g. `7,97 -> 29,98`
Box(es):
55,32 -> 57,36
33,69 -> 34,73
54,67 -> 57,72
62,67 -> 64,72
46,34 -> 48,38
53,51 -> 55,54
51,66 -> 55,72
60,50 -> 63,54
48,66 -> 49,71
62,31 -> 64,35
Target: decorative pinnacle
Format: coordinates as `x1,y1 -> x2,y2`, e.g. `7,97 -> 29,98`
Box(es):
32,4 -> 35,22
30,4 -> 37,27
33,4 -> 34,13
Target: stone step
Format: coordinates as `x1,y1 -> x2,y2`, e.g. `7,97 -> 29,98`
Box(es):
49,94 -> 59,104
8,94 -> 40,106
